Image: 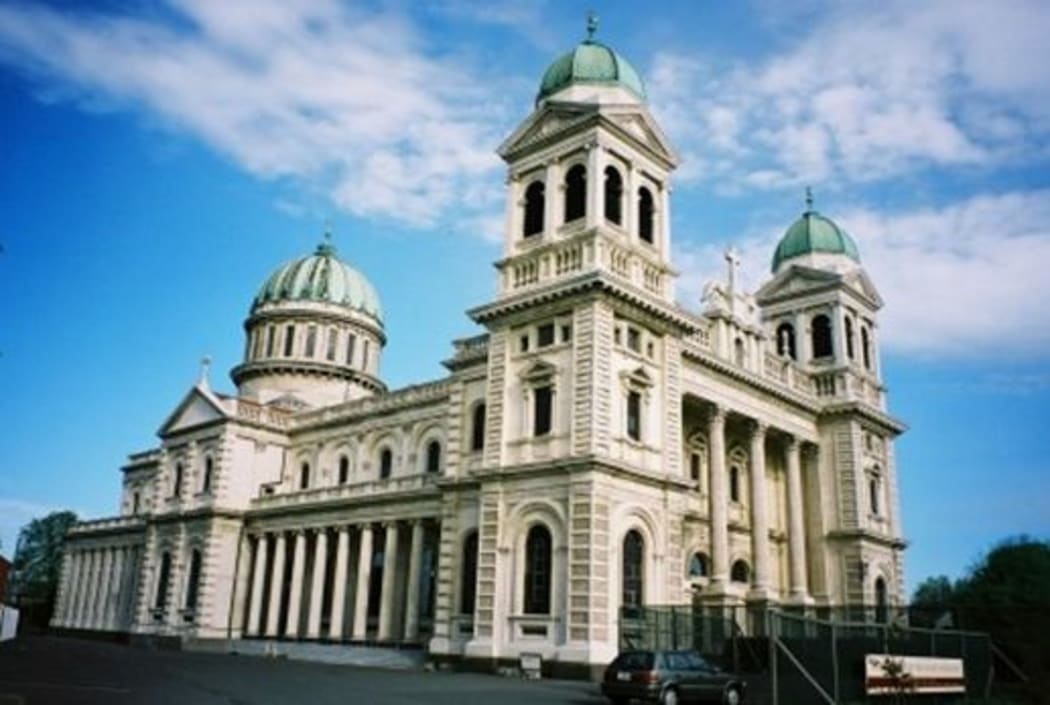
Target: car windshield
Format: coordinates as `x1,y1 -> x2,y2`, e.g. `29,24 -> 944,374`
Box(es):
612,652 -> 654,670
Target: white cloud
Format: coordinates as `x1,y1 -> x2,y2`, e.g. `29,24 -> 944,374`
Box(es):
650,0 -> 1050,189
0,0 -> 510,230
675,189 -> 1050,358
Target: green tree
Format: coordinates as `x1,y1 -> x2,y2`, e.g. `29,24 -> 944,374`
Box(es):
911,574 -> 956,608
10,511 -> 78,610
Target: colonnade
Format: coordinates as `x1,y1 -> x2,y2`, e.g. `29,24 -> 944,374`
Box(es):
244,519 -> 433,643
704,404 -> 812,603
55,544 -> 139,631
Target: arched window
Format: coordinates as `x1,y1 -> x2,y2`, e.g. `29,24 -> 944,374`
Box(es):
338,455 -> 350,484
626,390 -> 642,441
155,551 -> 172,610
604,166 -> 623,224
299,462 -> 310,490
470,403 -> 486,452
869,470 -> 882,515
202,457 -> 213,494
861,326 -> 872,370
185,549 -> 202,611
326,327 -> 338,361
687,552 -> 709,578
689,452 -> 702,482
564,164 -> 586,222
730,559 -> 750,583
638,187 -> 655,243
622,530 -> 644,611
305,325 -> 317,358
734,337 -> 745,367
811,314 -> 833,358
426,440 -> 441,474
845,316 -> 855,360
173,463 -> 183,497
776,322 -> 797,360
132,491 -> 140,515
265,325 -> 276,357
284,324 -> 296,357
534,386 -> 553,436
346,332 -> 357,365
523,181 -> 545,237
460,531 -> 478,615
523,525 -> 552,614
729,465 -> 741,503
875,577 -> 888,623
379,448 -> 393,479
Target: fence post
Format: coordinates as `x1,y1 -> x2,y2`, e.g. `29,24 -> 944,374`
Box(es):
831,620 -> 839,704
769,610 -> 778,705
671,607 -> 678,650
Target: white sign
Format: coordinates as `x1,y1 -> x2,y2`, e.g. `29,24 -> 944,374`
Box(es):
865,654 -> 965,695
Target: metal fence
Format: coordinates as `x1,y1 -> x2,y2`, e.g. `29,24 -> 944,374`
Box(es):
620,604 -> 998,705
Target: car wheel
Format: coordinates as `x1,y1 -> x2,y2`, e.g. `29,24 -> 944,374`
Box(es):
661,688 -> 679,705
723,686 -> 742,705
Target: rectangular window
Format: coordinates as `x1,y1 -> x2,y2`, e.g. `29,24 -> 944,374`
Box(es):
265,326 -> 276,357
326,328 -> 337,361
690,452 -> 701,482
520,334 -> 530,353
305,325 -> 317,357
132,491 -> 140,514
283,325 -> 295,357
534,386 -> 553,436
627,390 -> 641,441
561,324 -> 572,343
537,323 -> 555,348
627,327 -> 641,353
362,340 -> 370,370
346,333 -> 357,365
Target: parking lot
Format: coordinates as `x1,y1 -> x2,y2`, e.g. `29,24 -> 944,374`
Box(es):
0,636 -> 608,705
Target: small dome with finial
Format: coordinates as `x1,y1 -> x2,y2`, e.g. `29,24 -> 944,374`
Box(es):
253,230 -> 383,322
536,13 -> 646,104
772,188 -> 861,273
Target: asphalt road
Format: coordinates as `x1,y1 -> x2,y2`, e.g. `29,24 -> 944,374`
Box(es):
0,636 -> 609,705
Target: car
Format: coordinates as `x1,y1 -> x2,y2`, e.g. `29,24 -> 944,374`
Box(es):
600,649 -> 746,705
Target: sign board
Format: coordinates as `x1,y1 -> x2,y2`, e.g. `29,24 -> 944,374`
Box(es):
865,654 -> 965,695
520,652 -> 542,679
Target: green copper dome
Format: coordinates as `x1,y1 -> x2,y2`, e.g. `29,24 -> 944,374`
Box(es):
254,239 -> 383,322
772,197 -> 861,272
537,39 -> 646,103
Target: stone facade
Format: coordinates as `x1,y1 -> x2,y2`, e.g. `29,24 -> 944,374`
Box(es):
51,35 -> 906,675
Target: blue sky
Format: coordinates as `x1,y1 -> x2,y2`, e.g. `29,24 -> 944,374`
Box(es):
0,0 -> 1048,595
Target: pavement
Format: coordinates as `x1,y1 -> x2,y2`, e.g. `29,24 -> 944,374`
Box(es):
0,635 -> 609,705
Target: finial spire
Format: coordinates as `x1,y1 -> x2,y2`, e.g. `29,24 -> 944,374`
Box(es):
198,355 -> 212,389
317,220 -> 336,256
805,186 -> 814,212
585,10 -> 598,41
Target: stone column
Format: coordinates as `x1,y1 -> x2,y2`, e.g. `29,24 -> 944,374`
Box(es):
329,526 -> 350,640
708,406 -> 729,590
786,437 -> 810,601
403,520 -> 425,641
543,160 -> 560,238
61,551 -> 80,626
247,535 -> 268,636
76,550 -> 93,628
749,422 -> 772,598
585,142 -> 602,229
377,522 -> 400,641
84,549 -> 102,629
108,546 -> 126,629
660,184 -> 672,260
352,524 -> 374,640
286,530 -> 307,638
265,533 -> 286,637
307,529 -> 329,639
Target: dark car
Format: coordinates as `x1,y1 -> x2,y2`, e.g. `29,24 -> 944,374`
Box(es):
600,649 -> 745,705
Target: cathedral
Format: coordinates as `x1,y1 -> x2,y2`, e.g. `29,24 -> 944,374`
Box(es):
50,29 -> 906,677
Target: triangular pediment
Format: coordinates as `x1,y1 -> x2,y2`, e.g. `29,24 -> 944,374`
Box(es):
498,103 -> 678,166
158,384 -> 230,437
519,360 -> 557,381
756,264 -> 882,308
498,104 -> 595,158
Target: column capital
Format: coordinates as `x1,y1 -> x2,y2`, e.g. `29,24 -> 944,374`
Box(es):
708,403 -> 728,424
784,433 -> 801,450
748,418 -> 769,437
